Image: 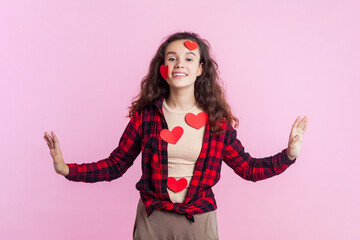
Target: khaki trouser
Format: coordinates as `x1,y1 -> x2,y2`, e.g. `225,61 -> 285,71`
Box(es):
133,198 -> 219,240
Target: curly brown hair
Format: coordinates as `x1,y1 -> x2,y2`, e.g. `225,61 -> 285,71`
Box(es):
127,31 -> 239,135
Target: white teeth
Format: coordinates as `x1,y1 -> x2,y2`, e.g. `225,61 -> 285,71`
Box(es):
173,73 -> 186,76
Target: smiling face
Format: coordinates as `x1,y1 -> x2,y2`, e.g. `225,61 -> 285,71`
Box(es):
164,39 -> 203,90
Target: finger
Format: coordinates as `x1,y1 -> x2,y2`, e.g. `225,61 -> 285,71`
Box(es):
301,117 -> 308,131
43,133 -> 49,142
51,131 -> 58,143
43,135 -> 52,148
292,116 -> 301,129
290,116 -> 301,135
44,133 -> 54,149
292,116 -> 303,133
44,132 -> 53,141
51,131 -> 60,148
298,116 -> 308,129
300,123 -> 306,132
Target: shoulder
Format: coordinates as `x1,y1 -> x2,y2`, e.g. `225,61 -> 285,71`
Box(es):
222,120 -> 237,145
129,102 -> 160,128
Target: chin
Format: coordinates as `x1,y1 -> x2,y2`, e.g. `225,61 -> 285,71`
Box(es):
169,83 -> 195,89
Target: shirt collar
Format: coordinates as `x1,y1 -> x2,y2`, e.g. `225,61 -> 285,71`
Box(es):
154,96 -> 166,116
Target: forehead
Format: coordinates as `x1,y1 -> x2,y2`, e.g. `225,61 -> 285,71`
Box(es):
165,39 -> 200,57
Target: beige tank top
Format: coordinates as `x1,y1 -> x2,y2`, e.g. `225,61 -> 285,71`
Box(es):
162,99 -> 206,203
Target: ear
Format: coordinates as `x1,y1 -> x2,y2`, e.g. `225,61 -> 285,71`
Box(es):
197,62 -> 203,76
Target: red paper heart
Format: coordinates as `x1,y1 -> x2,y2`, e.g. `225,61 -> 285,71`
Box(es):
160,65 -> 168,80
160,126 -> 183,144
167,177 -> 188,193
184,40 -> 198,51
185,112 -> 208,129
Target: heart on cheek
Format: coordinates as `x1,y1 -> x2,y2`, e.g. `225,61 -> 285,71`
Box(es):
184,40 -> 198,51
160,65 -> 168,80
160,126 -> 183,144
167,177 -> 188,193
185,112 -> 208,129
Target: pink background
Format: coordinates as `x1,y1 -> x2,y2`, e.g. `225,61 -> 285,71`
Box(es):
1,0 -> 359,239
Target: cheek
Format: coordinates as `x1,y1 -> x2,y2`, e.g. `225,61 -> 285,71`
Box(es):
164,61 -> 174,69
191,65 -> 200,74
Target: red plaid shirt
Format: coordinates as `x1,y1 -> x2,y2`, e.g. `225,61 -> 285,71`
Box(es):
65,96 -> 296,222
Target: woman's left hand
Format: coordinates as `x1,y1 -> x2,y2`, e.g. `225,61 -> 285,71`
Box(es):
287,116 -> 308,160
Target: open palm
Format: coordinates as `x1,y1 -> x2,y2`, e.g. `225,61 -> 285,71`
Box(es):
287,116 -> 308,160
44,131 -> 68,176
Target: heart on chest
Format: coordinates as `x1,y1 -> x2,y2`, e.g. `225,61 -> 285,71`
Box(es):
185,112 -> 208,129
167,177 -> 188,193
160,126 -> 183,144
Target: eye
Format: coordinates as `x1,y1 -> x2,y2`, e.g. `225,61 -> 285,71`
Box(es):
186,58 -> 194,61
168,57 -> 176,61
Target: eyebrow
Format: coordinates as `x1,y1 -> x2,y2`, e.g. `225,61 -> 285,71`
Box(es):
166,51 -> 197,57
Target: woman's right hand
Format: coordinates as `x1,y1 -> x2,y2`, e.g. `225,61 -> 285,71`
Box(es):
44,131 -> 69,176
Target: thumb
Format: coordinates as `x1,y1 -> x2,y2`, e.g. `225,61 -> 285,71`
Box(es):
290,135 -> 299,145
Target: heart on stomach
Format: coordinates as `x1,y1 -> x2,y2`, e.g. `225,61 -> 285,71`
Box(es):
167,177 -> 188,193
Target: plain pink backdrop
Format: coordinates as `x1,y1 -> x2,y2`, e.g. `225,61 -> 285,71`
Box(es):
1,0 -> 359,239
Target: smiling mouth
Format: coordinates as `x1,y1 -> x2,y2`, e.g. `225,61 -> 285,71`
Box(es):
172,73 -> 187,78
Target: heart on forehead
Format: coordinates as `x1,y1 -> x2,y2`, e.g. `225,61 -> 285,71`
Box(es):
160,126 -> 183,144
184,40 -> 198,51
160,65 -> 168,80
185,112 -> 208,129
167,177 -> 188,193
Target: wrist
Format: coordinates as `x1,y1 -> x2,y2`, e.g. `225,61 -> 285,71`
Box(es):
61,164 -> 70,176
286,152 -> 296,161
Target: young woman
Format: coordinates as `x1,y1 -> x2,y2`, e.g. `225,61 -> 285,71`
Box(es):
44,32 -> 308,240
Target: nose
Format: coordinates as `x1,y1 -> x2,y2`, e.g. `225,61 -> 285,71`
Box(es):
174,59 -> 184,69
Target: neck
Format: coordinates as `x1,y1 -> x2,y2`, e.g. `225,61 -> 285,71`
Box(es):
166,86 -> 196,111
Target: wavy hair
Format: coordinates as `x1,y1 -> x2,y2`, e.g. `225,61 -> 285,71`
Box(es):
127,31 -> 239,135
